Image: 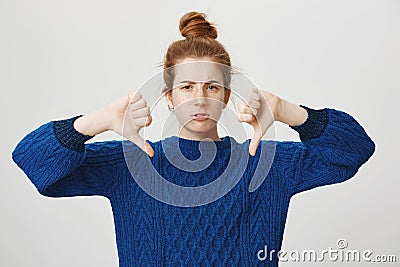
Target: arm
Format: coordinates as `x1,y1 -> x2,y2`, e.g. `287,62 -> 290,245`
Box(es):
276,101 -> 376,195
12,115 -> 123,198
12,92 -> 156,197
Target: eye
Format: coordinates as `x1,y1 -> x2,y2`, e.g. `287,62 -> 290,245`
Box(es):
181,85 -> 192,90
207,84 -> 221,91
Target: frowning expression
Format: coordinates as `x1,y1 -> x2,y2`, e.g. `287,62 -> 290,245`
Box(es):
165,57 -> 231,140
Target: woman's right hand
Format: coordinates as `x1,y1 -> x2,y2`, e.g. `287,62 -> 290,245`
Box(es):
107,92 -> 154,157
74,92 -> 155,157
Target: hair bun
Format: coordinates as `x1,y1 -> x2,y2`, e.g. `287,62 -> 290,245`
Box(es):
179,11 -> 218,39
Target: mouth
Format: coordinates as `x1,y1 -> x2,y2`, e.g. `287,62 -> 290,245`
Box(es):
191,113 -> 210,121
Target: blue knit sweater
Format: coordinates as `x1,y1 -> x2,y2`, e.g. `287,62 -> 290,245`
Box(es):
12,105 -> 375,266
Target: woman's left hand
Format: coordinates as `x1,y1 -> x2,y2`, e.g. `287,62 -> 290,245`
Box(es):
238,89 -> 282,156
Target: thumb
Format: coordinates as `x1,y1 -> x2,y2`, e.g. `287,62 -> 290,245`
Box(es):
249,129 -> 262,157
130,134 -> 154,157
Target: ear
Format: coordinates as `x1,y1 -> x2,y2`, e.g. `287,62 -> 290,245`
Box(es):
164,90 -> 174,110
223,88 -> 231,109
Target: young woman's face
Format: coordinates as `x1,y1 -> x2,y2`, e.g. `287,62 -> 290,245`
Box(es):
165,57 -> 231,140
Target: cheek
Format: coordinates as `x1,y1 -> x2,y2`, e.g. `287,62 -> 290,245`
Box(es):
170,93 -> 186,107
172,102 -> 192,124
210,97 -> 226,111
175,111 -> 189,124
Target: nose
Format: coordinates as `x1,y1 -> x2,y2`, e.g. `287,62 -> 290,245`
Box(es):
193,84 -> 208,106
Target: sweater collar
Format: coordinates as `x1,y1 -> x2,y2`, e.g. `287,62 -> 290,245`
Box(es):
161,135 -> 235,151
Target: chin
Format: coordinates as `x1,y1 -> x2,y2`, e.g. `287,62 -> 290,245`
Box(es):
184,120 -> 218,134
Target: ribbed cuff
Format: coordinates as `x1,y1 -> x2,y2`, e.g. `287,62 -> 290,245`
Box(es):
53,115 -> 95,152
289,105 -> 329,142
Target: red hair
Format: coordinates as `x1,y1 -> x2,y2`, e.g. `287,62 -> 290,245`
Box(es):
162,12 -> 232,92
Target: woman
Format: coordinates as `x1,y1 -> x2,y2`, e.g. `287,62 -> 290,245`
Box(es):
12,11 -> 375,266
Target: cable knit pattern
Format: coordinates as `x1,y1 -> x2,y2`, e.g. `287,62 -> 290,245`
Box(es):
11,106 -> 375,266
53,114 -> 95,152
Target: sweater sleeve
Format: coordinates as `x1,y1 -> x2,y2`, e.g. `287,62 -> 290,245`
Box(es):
11,115 -> 122,198
277,105 -> 376,196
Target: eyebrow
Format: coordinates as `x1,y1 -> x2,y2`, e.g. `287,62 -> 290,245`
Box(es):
179,80 -> 221,84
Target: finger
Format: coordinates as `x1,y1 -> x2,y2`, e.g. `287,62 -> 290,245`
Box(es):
144,141 -> 155,157
131,106 -> 150,119
238,101 -> 246,113
239,100 -> 261,115
248,88 -> 260,101
238,113 -> 255,123
145,115 -> 152,126
247,98 -> 261,110
128,92 -> 142,103
133,115 -> 152,127
249,130 -> 262,156
130,134 -> 154,157
239,101 -> 257,116
129,98 -> 147,111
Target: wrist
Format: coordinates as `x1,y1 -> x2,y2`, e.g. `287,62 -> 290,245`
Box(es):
260,90 -> 282,122
288,105 -> 328,141
74,108 -> 110,136
276,99 -> 308,126
275,96 -> 284,122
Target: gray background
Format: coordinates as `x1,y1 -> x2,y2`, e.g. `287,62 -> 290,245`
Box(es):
1,0 -> 398,266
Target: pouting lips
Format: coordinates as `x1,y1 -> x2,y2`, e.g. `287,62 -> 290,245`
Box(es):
191,113 -> 210,120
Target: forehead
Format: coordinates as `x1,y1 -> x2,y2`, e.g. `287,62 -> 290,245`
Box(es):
172,58 -> 225,87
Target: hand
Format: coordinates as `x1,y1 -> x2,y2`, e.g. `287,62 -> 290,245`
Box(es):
238,89 -> 281,156
106,92 -> 154,157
